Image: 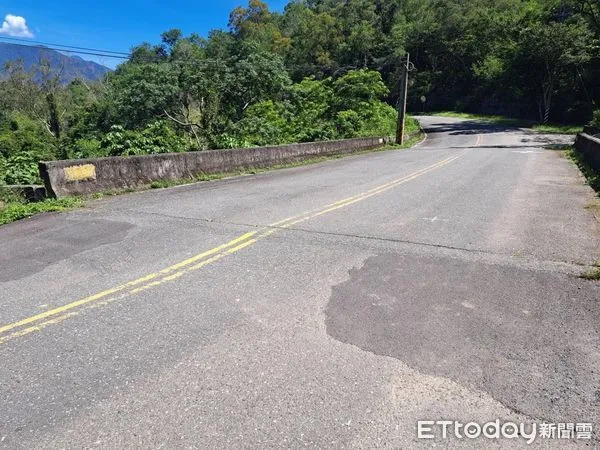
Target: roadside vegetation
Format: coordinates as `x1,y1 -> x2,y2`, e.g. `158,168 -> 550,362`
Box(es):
0,195 -> 82,225
531,124 -> 584,134
590,110 -> 600,128
581,261 -> 600,280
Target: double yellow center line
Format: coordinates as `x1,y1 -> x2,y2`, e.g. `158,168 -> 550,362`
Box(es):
0,148 -> 470,345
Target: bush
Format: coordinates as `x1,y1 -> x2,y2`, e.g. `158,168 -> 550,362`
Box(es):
335,110 -> 362,138
356,102 -> 398,137
212,134 -> 252,149
101,122 -> 190,156
590,110 -> 600,128
0,197 -> 83,225
332,70 -> 389,111
334,102 -> 397,139
68,138 -> 103,159
0,113 -> 56,185
286,77 -> 337,142
4,151 -> 41,185
232,71 -> 399,144
0,113 -> 57,161
233,100 -> 292,146
0,155 -> 6,185
405,116 -> 421,134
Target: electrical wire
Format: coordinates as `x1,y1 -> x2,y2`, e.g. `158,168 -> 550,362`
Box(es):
0,35 -> 130,55
0,36 -> 130,59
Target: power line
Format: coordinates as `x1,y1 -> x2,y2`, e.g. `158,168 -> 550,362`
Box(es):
0,35 -> 130,55
0,36 -> 130,58
0,39 -> 129,60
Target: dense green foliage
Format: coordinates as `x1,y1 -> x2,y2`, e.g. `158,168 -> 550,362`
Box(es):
0,0 -> 598,186
590,110 -> 600,127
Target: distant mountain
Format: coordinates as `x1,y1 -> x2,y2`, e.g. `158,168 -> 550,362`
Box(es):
0,42 -> 112,84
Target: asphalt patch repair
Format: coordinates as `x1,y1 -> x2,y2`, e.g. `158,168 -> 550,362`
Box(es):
324,252 -> 600,425
0,218 -> 132,282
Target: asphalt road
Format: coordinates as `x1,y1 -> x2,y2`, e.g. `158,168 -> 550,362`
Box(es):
1,117 -> 599,448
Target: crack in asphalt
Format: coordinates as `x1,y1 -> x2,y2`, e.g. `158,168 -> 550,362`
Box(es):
101,207 -> 592,276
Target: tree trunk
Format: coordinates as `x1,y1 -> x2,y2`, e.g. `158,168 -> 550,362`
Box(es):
46,93 -> 60,140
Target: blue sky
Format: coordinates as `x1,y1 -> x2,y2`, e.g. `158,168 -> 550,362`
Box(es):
0,0 -> 289,68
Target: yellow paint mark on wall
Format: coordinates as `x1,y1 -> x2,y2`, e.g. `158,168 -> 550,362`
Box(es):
64,164 -> 96,182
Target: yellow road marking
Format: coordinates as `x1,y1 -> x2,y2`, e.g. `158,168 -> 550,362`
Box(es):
269,153 -> 461,232
0,239 -> 261,344
0,147 -> 472,344
0,232 -> 256,336
0,312 -> 80,344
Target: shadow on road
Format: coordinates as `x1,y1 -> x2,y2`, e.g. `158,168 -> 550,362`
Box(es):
421,120 -> 520,136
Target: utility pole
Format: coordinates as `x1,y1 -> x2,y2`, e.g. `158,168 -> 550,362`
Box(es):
396,53 -> 410,145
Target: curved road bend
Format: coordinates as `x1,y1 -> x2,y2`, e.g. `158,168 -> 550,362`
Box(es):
0,116 -> 599,448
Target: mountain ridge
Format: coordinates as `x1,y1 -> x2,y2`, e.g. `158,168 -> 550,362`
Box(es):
0,42 -> 112,84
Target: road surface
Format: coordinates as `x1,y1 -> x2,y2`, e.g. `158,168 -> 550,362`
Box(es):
1,117 -> 599,448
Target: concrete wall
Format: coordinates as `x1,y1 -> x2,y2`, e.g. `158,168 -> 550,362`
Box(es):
575,133 -> 600,171
39,136 -> 391,198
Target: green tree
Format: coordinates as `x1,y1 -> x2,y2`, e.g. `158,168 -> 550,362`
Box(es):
515,21 -> 595,122
229,0 -> 291,55
287,77 -> 336,141
107,62 -> 178,128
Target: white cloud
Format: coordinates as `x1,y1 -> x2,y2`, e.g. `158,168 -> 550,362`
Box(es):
0,14 -> 34,38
